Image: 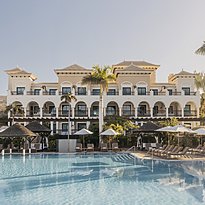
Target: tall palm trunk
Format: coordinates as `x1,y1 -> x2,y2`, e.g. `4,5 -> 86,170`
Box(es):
99,91 -> 104,143
68,103 -> 70,140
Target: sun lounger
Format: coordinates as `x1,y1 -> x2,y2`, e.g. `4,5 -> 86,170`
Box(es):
147,144 -> 167,154
168,147 -> 190,158
101,143 -> 108,151
155,145 -> 174,156
87,144 -> 94,151
164,146 -> 183,157
76,143 -> 83,152
112,143 -> 119,151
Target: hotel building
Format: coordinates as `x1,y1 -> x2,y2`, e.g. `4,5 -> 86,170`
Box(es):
5,61 -> 201,135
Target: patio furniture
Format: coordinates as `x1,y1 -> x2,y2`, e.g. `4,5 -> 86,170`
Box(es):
112,143 -> 119,151
100,143 -> 108,151
76,143 -> 83,152
87,143 -> 94,151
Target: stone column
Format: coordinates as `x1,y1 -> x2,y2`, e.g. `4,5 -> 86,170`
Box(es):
135,107 -> 138,118
55,107 -> 58,118
40,107 -> 43,118
166,107 -> 169,118
87,107 -> 91,118
119,107 -> 122,116
50,121 -> 54,135
181,107 -> 184,118
150,107 -> 153,118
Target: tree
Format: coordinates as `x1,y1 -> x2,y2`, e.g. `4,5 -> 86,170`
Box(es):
82,65 -> 116,143
6,102 -> 24,125
160,117 -> 179,127
195,41 -> 205,55
194,72 -> 205,117
61,93 -> 77,140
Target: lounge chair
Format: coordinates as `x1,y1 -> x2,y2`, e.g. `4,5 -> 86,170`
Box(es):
147,144 -> 167,154
164,146 -> 183,158
168,147 -> 190,158
112,143 -> 119,151
76,143 -> 83,152
101,143 -> 108,151
155,145 -> 174,156
87,144 -> 94,151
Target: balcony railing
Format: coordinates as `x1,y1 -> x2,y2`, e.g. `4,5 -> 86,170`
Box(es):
153,111 -> 166,117
184,110 -> 197,117
168,110 -> 182,117
74,109 -> 88,117
58,110 -> 72,117
137,110 -> 151,117
26,110 -> 40,117
122,110 -> 135,116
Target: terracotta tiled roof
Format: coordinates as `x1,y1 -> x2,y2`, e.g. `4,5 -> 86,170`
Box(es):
55,64 -> 90,72
113,61 -> 160,67
175,70 -> 195,76
117,64 -> 147,72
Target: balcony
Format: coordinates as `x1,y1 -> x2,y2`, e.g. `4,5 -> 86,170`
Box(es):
90,110 -> 99,117
74,109 -> 88,117
184,110 -> 197,117
168,110 -> 182,117
58,110 -> 72,117
137,110 -> 151,117
26,110 -> 40,117
122,110 -> 135,117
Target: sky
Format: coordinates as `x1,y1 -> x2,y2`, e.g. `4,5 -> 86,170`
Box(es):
0,0 -> 205,95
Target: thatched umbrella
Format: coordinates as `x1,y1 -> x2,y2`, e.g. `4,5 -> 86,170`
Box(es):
26,121 -> 51,150
0,123 -> 36,150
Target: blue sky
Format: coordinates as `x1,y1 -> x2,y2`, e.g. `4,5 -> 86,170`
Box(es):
0,0 -> 205,94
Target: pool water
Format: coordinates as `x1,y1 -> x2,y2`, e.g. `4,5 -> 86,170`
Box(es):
0,153 -> 205,205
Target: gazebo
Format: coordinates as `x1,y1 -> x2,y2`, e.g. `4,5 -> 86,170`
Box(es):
25,121 -> 51,150
0,123 -> 36,152
133,121 -> 162,150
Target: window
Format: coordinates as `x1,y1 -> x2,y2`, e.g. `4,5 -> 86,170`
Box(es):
62,105 -> 69,115
16,87 -> 25,95
123,105 -> 131,115
107,106 -> 116,115
76,104 -> 87,116
34,89 -> 40,95
49,89 -> 57,95
62,87 -> 71,94
138,87 -> 146,95
62,123 -> 68,131
152,89 -> 158,95
92,89 -> 100,95
168,89 -> 173,95
107,89 -> 116,95
184,105 -> 191,115
138,105 -> 147,115
182,87 -> 190,95
122,87 -> 131,95
77,87 -> 86,95
77,123 -> 86,131
49,106 -> 56,115
92,106 -> 99,116
168,106 -> 174,114
153,106 -> 158,115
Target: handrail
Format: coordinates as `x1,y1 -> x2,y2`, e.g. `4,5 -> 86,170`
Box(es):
125,146 -> 136,152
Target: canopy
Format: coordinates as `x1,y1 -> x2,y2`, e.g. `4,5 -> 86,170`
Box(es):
0,123 -> 36,138
0,126 -> 9,133
25,121 -> 51,133
194,128 -> 205,136
74,128 -> 93,135
137,122 -> 161,132
100,128 -> 119,136
156,126 -> 173,132
170,125 -> 195,133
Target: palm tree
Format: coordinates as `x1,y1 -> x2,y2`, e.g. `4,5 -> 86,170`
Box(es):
6,102 -> 24,125
82,65 -> 116,143
61,92 -> 77,140
195,72 -> 205,117
195,41 -> 205,55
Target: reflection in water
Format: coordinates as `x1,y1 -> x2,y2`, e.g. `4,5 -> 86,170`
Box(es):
1,153 -> 205,204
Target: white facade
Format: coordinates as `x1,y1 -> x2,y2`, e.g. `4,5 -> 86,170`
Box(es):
5,61 -> 201,134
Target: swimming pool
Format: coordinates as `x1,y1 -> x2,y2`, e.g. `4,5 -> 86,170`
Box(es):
0,153 -> 205,205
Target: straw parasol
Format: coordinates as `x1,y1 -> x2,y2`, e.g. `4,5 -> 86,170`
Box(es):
74,128 -> 93,149
26,121 -> 51,150
0,123 -> 36,149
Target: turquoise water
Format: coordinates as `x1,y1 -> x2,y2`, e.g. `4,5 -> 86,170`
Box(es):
0,153 -> 205,205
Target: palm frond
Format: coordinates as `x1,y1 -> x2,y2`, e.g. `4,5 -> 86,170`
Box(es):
195,41 -> 205,55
